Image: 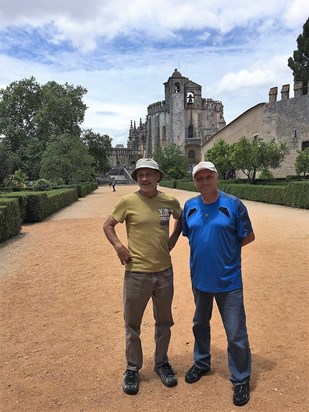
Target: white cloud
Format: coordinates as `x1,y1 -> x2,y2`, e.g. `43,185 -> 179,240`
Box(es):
218,69 -> 274,92
218,53 -> 291,93
282,0 -> 309,27
0,1 -> 308,143
1,0 -> 308,51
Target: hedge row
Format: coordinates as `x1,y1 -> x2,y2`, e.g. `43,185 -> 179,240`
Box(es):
160,180 -> 309,209
53,182 -> 98,197
0,198 -> 22,243
0,188 -> 78,223
0,182 -> 98,243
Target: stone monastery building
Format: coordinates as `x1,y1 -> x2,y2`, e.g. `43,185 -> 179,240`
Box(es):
110,68 -> 226,170
110,69 -> 309,178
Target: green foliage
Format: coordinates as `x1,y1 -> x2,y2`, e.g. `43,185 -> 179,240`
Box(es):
32,178 -> 52,191
81,129 -> 112,173
160,179 -> 308,209
3,169 -> 28,190
50,177 -> 64,186
295,148 -> 309,176
40,134 -> 95,184
16,138 -> 45,180
0,143 -> 12,184
0,198 -> 22,242
288,18 -> 309,93
258,170 -> 274,179
285,181 -> 309,208
0,77 -> 42,153
230,137 -> 288,183
204,139 -> 234,179
38,81 -> 87,139
0,77 -> 88,179
0,188 -> 79,223
153,144 -> 189,179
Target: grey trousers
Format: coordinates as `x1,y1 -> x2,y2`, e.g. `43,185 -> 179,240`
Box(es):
123,267 -> 174,371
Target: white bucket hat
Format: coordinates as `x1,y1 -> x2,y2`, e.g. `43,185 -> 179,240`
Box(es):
131,158 -> 165,182
192,161 -> 217,178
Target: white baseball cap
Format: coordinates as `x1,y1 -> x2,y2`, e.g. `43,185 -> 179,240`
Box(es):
192,161 -> 217,178
131,158 -> 165,182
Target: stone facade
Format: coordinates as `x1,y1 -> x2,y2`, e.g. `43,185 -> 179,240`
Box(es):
109,70 -> 309,178
110,69 -> 226,171
201,82 -> 309,177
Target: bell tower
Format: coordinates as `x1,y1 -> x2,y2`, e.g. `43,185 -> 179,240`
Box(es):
164,69 -> 188,147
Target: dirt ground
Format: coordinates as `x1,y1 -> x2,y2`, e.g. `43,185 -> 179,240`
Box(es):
0,185 -> 308,412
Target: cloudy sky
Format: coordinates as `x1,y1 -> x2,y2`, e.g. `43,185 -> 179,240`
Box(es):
0,1 -> 308,146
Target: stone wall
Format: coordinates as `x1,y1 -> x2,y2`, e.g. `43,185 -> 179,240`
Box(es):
201,84 -> 309,177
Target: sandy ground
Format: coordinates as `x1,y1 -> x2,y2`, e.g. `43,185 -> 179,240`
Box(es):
0,185 -> 308,412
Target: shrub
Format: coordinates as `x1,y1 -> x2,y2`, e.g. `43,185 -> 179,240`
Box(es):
258,170 -> 274,179
0,198 -> 22,242
32,178 -> 52,191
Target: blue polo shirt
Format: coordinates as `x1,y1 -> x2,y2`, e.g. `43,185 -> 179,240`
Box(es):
182,191 -> 253,293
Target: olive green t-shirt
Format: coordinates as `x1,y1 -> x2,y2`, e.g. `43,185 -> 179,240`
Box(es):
112,191 -> 182,272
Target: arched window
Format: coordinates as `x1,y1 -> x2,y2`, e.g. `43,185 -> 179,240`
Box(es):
188,125 -> 194,138
175,82 -> 180,93
187,91 -> 194,105
188,150 -> 196,163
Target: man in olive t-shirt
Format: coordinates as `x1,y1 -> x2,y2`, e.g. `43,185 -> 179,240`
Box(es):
103,158 -> 182,395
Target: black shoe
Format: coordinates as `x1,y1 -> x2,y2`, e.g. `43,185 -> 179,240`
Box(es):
154,362 -> 178,387
185,364 -> 210,384
122,370 -> 139,395
233,382 -> 250,406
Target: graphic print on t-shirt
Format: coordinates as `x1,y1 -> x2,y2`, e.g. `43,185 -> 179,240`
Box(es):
158,208 -> 171,226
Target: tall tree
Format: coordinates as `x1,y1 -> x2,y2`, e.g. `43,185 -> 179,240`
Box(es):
0,143 -> 12,184
295,148 -> 309,176
0,77 -> 42,153
153,144 -> 189,179
231,137 -> 289,183
37,81 -> 88,140
40,134 -> 95,184
288,18 -> 309,94
204,139 -> 234,179
81,129 -> 112,174
0,77 -> 88,178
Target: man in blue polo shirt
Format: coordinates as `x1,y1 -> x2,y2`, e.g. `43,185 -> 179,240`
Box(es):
182,161 -> 255,407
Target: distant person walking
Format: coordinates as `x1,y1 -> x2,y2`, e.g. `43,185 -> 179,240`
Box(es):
109,177 -> 116,191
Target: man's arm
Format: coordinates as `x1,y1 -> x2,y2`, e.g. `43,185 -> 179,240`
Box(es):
168,215 -> 182,251
103,216 -> 132,265
241,231 -> 255,247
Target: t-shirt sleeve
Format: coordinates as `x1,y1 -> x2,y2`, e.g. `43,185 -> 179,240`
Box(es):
171,198 -> 182,219
236,199 -> 253,239
182,202 -> 189,237
111,197 -> 127,223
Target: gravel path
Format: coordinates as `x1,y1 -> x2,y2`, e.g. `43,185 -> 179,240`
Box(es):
1,185 -> 308,412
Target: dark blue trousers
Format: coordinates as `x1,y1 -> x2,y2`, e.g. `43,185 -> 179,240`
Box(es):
192,287 -> 251,384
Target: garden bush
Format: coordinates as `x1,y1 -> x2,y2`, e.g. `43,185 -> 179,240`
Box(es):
0,198 -> 22,242
160,179 -> 309,209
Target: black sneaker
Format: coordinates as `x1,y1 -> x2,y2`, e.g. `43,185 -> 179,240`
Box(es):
233,382 -> 250,406
154,362 -> 178,387
185,365 -> 210,384
122,370 -> 139,395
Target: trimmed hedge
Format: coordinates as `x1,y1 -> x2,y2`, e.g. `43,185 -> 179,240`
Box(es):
0,183 -> 98,243
26,188 -> 79,222
160,180 -> 309,209
0,198 -> 22,242
53,182 -> 98,197
0,188 -> 78,223
285,182 -> 309,209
